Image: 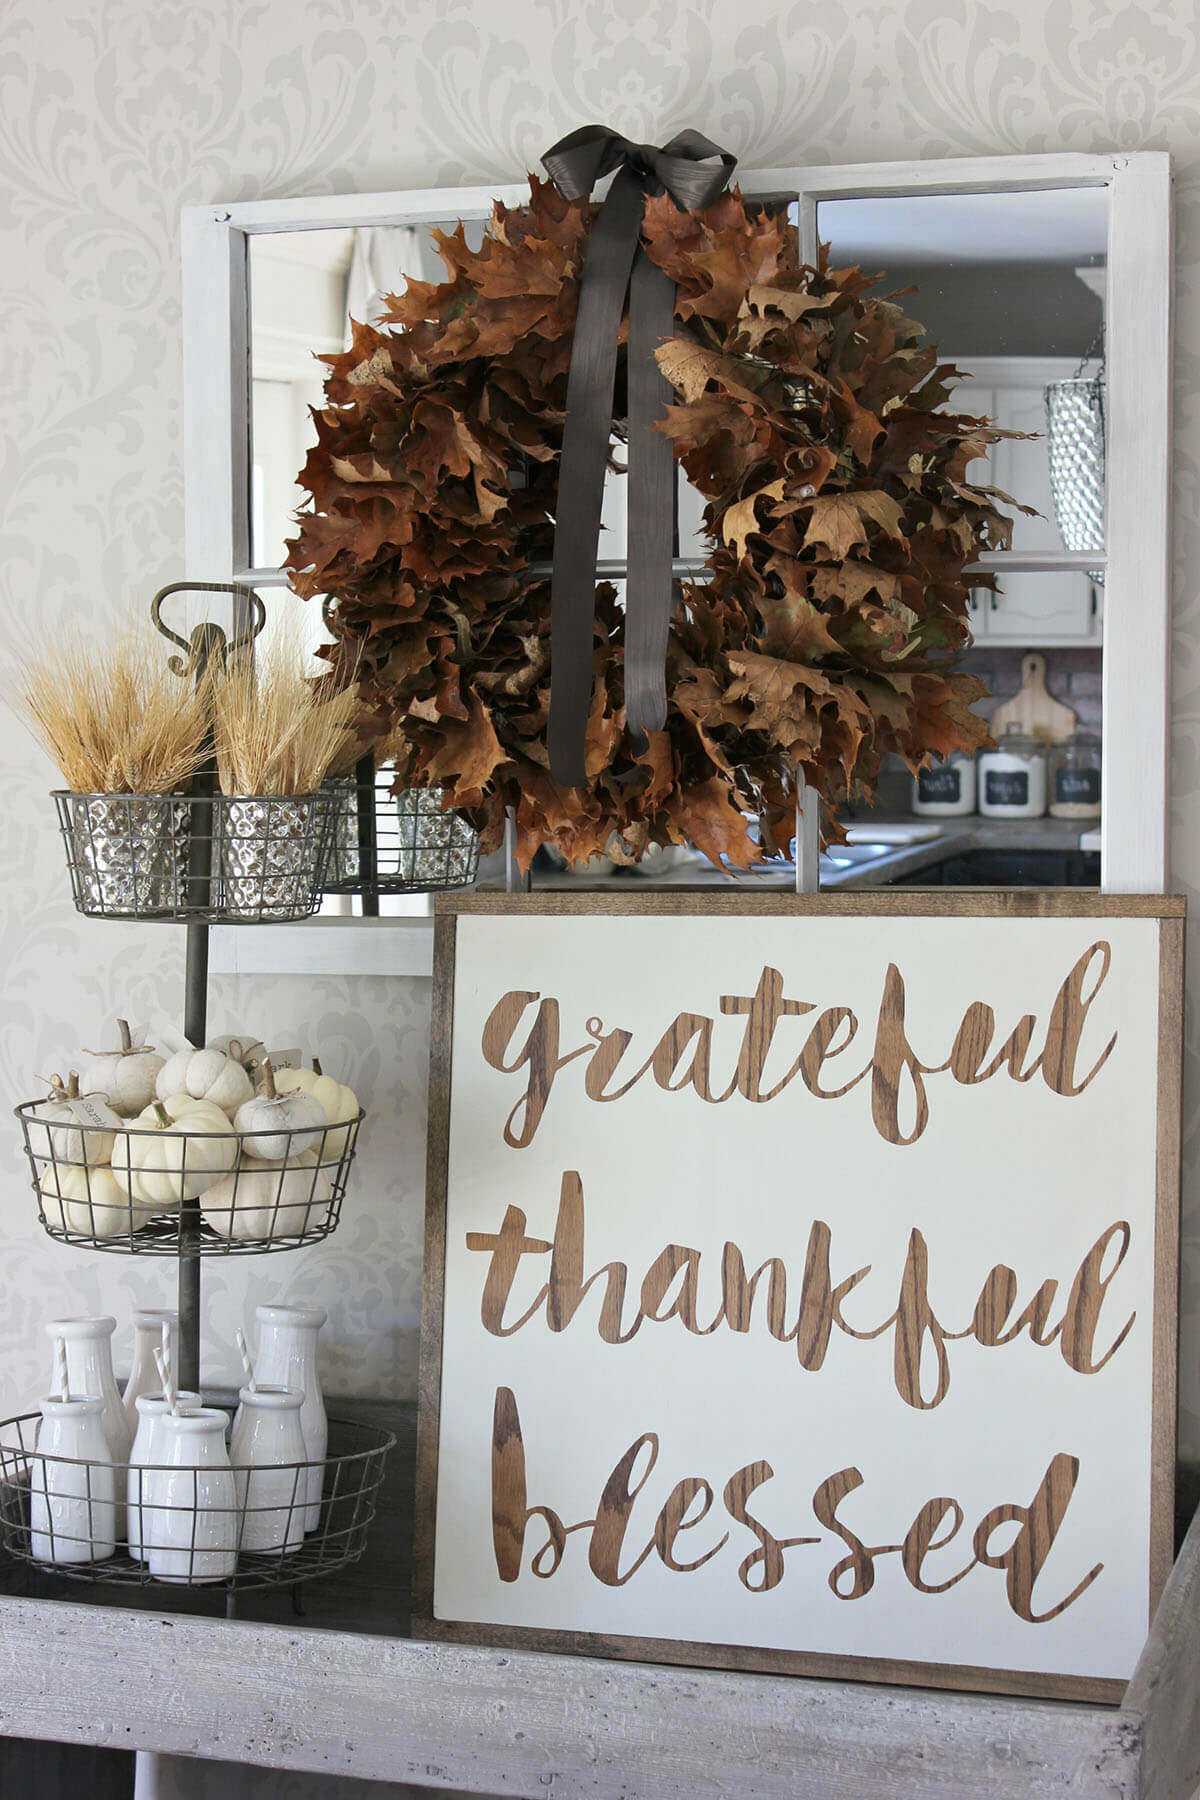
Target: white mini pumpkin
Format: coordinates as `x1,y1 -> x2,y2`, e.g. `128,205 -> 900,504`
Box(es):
111,1095 -> 237,1208
79,1020 -> 165,1118
155,1046 -> 253,1117
29,1073 -> 115,1168
202,1149 -> 332,1242
40,1163 -> 155,1239
271,1060 -> 360,1159
234,1059 -> 327,1161
206,1032 -> 266,1070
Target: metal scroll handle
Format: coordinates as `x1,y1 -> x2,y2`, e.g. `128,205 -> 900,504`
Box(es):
150,581 -> 266,680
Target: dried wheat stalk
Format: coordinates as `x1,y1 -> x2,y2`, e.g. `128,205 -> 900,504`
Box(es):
212,636 -> 360,796
11,632 -> 210,793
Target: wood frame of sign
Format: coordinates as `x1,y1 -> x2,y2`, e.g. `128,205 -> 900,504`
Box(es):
414,892 -> 1184,1703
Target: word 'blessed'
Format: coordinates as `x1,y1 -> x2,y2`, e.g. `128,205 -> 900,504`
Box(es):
492,1388 -> 1102,1624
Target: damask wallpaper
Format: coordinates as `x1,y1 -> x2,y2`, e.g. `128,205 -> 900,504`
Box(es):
3,2 -> 1198,1794
2,0 -> 1199,1506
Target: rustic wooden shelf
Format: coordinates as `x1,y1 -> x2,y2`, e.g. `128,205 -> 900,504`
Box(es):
0,1403 -> 1196,1799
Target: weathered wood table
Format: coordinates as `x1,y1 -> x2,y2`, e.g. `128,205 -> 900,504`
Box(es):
0,1403 -> 1195,1800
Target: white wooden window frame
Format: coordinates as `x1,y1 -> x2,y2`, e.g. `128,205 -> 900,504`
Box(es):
183,151 -> 1172,973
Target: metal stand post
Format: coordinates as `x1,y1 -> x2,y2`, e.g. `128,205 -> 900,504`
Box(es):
354,752 -> 380,918
151,582 -> 266,1395
177,635 -> 221,1394
178,919 -> 208,1393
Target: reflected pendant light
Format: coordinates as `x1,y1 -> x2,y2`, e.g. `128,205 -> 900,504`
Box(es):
1044,334 -> 1105,587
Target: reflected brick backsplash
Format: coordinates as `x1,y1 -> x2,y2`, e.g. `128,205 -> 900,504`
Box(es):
868,646 -> 1102,813
962,646 -> 1103,731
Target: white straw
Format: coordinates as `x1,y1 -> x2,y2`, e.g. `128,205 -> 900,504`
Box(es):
154,1342 -> 176,1416
53,1334 -> 68,1403
235,1328 -> 256,1394
160,1320 -> 176,1415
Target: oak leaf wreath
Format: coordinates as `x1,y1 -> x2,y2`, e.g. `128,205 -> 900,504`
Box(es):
286,177 -> 1017,871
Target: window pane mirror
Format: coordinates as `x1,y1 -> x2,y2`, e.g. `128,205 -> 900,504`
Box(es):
249,221 -> 486,574
811,185 -> 1109,889
183,152 -> 1169,960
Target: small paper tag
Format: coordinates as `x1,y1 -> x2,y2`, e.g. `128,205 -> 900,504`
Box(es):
69,1095 -> 123,1132
266,1047 -> 303,1071
154,1019 -> 194,1056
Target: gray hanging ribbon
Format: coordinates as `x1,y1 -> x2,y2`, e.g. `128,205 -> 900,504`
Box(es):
542,124 -> 737,786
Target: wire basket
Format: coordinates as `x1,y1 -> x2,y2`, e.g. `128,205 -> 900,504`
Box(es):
323,768 -> 479,897
16,1102 -> 364,1255
1044,374 -> 1105,586
0,1413 -> 393,1593
54,789 -> 337,923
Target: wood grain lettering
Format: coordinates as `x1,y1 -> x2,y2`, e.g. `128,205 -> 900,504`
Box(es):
479,945 -> 1118,1150
468,1177 -> 1137,1405
722,1461 -> 819,1592
654,1479 -> 727,1574
588,1435 -> 661,1587
719,967 -> 816,1102
491,1386 -> 571,1582
1057,1222 -> 1136,1374
972,1454 -> 1103,1624
490,1389 -> 1103,1624
902,1497 -> 972,1594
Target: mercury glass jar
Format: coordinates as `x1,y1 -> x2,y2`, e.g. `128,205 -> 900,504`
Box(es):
1048,732 -> 1102,820
978,726 -> 1048,820
912,749 -> 977,817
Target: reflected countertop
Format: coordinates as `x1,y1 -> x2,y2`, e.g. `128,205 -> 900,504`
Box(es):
475,814 -> 1098,894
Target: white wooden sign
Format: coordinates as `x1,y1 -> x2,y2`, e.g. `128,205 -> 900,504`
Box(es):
415,895 -> 1182,1701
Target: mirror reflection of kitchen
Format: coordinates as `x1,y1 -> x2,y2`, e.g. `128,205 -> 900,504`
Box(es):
249,217 -> 636,583
814,187 -> 1107,891
250,222 -> 495,674
250,223 -> 484,569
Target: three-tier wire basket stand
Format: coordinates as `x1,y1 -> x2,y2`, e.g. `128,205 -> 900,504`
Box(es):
1,583 -> 394,1607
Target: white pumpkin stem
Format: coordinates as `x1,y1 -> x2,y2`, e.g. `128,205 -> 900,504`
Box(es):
81,1018 -> 145,1058
65,1072 -> 81,1100
312,1056 -> 324,1077
260,1057 -> 278,1101
152,1102 -> 171,1128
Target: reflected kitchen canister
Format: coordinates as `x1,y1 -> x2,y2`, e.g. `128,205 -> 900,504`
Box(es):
1048,732 -> 1102,820
977,726 -> 1048,820
912,748 -> 977,817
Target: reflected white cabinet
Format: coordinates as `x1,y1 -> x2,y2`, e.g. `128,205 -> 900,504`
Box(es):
954,357 -> 1103,647
672,355 -> 1103,648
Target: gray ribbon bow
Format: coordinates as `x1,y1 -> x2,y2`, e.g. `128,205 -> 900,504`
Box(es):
541,125 -> 737,786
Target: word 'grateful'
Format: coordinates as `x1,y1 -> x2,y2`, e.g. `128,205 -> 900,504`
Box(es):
481,943 -> 1117,1147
